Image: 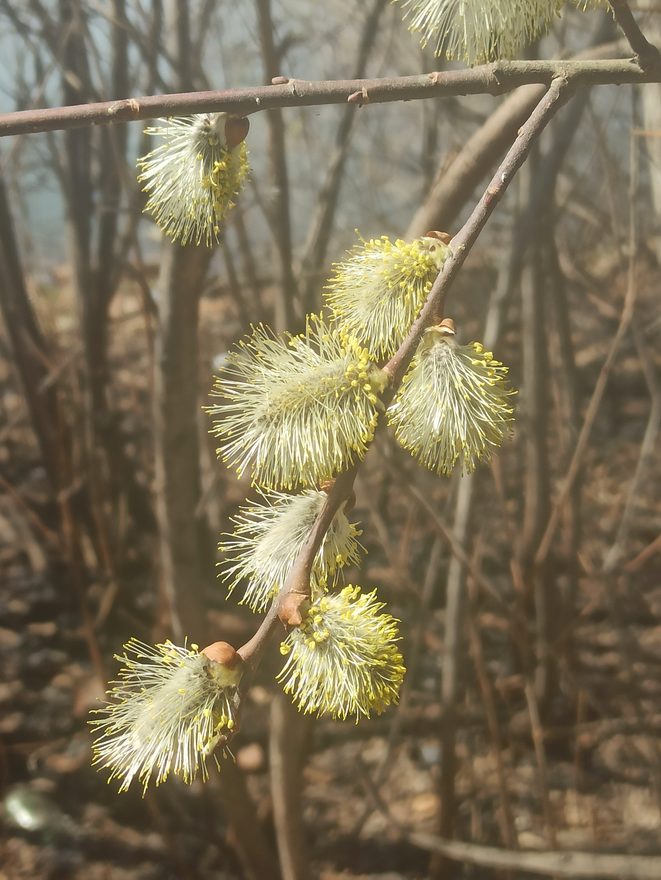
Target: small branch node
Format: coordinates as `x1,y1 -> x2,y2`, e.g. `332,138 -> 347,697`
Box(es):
278,590 -> 310,628
347,87 -> 369,105
107,98 -> 139,117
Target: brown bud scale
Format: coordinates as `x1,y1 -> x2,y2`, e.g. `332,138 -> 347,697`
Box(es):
225,116 -> 250,148
437,317 -> 456,335
201,641 -> 242,668
425,230 -> 452,245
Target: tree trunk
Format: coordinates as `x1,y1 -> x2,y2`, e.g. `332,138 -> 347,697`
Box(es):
0,175 -> 63,494
153,243 -> 213,642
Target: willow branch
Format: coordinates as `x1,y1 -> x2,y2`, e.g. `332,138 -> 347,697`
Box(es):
383,76 -> 573,390
609,0 -> 660,68
237,75 -> 574,668
0,58 -> 658,138
237,465 -> 359,667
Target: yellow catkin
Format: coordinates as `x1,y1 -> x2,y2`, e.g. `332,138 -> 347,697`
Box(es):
206,315 -> 388,490
278,585 -> 405,721
388,327 -> 515,475
137,113 -> 249,246
325,234 -> 448,359
90,639 -> 242,794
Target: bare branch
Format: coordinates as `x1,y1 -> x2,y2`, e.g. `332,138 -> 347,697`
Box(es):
0,58 -> 659,138
255,0 -> 297,330
609,0 -> 660,67
535,124 -> 640,568
383,77 -> 574,390
408,830 -> 661,879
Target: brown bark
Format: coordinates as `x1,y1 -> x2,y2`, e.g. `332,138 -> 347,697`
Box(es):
519,159 -> 551,561
269,694 -> 312,880
152,0 -> 212,643
434,475 -> 473,856
406,24 -> 619,238
407,85 -> 546,237
0,174 -> 62,493
298,0 -> 389,313
255,0 -> 297,331
546,228 -> 582,652
520,222 -> 553,704
153,243 -> 213,642
216,757 -> 282,880
4,52 -> 660,138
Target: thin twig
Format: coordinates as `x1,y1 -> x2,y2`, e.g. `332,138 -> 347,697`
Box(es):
407,831 -> 661,879
237,464 -> 359,667
535,118 -> 640,567
467,612 -> 518,851
385,77 -> 574,388
359,727 -> 661,879
602,316 -> 661,573
401,474 -> 511,613
0,58 -> 659,138
625,530 -> 661,571
524,681 -> 557,848
609,0 -> 660,68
